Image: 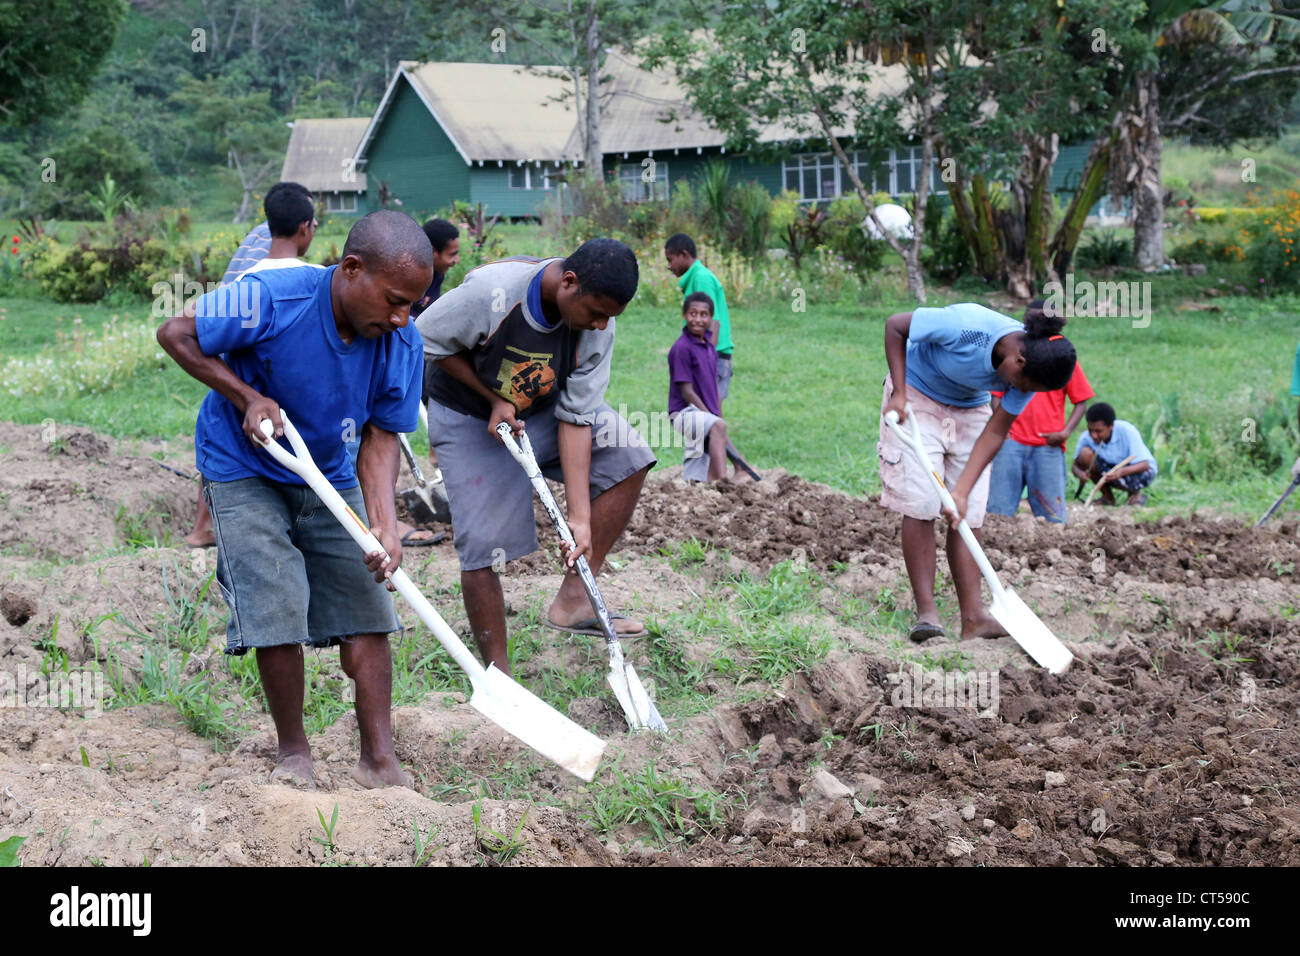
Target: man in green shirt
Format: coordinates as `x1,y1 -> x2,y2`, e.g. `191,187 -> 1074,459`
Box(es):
1292,343 -> 1300,475
666,233 -> 733,404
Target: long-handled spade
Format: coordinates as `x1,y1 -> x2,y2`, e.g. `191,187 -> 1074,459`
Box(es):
495,422 -> 668,733
255,413 -> 606,781
1083,454 -> 1134,507
884,407 -> 1073,675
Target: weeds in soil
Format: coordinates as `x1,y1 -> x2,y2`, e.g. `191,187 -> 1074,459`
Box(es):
122,560 -> 217,653
411,820 -> 444,867
658,537 -> 712,571
472,801 -> 530,865
112,502 -> 175,550
312,803 -> 343,866
102,640 -> 244,749
584,761 -> 731,845
906,647 -> 975,672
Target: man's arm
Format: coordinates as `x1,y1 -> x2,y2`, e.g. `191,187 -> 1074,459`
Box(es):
434,352 -> 522,440
883,311 -> 913,421
355,423 -> 403,582
679,381 -> 711,414
156,303 -> 283,441
1041,399 -> 1089,447
948,405 -> 1016,520
556,421 -> 592,567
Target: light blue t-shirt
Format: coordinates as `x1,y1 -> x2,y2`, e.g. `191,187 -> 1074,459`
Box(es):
193,265 -> 423,487
1075,419 -> 1158,476
905,303 -> 1033,415
220,222 -> 272,286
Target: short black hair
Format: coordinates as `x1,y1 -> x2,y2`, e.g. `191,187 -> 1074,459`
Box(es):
341,209 -> 434,273
664,233 -> 697,259
563,237 -> 638,305
682,291 -> 714,316
1021,299 -> 1076,391
264,182 -> 315,239
422,218 -> 459,252
1086,402 -> 1116,426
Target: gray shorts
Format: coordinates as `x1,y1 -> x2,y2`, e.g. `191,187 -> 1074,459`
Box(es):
430,399 -> 657,571
203,476 -> 402,655
717,353 -> 732,401
671,406 -> 723,482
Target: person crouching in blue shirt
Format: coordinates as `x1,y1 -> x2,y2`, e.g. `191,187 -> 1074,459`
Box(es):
1071,402 -> 1158,506
156,210 -> 431,791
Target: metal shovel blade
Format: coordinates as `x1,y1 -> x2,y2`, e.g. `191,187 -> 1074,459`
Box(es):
990,587 -> 1073,675
469,665 -> 606,782
398,481 -> 450,525
605,643 -> 668,733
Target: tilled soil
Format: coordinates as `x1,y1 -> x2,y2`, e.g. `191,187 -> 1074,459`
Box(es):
2,422 -> 1298,866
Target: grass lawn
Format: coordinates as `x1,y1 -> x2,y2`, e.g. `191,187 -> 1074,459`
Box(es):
2,263 -> 1297,520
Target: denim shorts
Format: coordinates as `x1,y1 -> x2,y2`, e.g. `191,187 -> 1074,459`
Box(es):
429,398 -> 656,571
988,439 -> 1069,523
716,354 -> 733,402
203,476 -> 402,655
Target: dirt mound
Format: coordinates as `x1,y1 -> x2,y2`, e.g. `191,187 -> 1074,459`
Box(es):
2,421 -> 1299,866
0,422 -> 196,561
648,637 -> 1300,866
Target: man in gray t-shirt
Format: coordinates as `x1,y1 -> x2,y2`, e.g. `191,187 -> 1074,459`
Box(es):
416,238 -> 656,673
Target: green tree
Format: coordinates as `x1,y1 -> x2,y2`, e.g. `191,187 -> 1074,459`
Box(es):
0,0 -> 128,127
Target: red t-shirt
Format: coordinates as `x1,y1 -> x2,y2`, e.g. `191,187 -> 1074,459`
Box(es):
993,362 -> 1094,450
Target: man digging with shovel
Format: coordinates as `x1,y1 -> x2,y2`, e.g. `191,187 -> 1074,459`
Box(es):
416,238 -> 656,674
157,210 -> 431,790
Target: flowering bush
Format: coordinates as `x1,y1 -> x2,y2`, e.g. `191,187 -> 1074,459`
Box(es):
1246,189 -> 1300,291
2,316 -> 169,399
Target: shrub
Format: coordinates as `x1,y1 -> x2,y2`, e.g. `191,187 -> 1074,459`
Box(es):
1076,229 -> 1132,268
1246,189 -> 1300,292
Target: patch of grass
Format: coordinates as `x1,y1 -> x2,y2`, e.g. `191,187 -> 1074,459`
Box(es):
472,801 -> 530,866
411,820 -> 444,867
112,502 -> 175,551
905,647 -> 975,672
583,761 -> 731,846
103,642 -> 245,749
658,536 -> 712,572
122,560 -> 217,652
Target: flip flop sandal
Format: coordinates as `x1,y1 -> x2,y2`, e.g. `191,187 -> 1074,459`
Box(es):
401,529 -> 447,547
547,614 -> 649,639
908,621 -> 945,643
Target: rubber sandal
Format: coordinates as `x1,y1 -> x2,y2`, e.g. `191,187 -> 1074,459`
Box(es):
547,614 -> 649,639
400,528 -> 446,547
908,621 -> 945,643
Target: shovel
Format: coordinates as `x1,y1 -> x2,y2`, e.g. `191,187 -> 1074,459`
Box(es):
1257,473 -> 1300,527
884,407 -> 1073,675
396,431 -> 450,525
1083,454 -> 1134,507
255,413 -> 606,781
495,422 -> 668,733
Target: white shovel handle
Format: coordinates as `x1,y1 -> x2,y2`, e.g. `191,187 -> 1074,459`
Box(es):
494,423 -> 621,649
255,414 -> 488,688
884,407 -> 1007,602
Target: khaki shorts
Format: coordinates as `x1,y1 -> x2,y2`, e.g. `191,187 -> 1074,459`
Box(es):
877,377 -> 993,528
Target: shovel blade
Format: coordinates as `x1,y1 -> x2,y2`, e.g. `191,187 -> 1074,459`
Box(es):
398,482 -> 451,526
990,588 -> 1073,676
469,665 -> 606,781
606,664 -> 668,734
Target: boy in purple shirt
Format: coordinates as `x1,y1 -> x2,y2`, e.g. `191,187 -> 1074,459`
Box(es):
669,292 -> 731,481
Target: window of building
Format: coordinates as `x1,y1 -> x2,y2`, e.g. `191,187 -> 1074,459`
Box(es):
322,192 -> 357,212
784,148 -> 936,200
617,161 -> 669,202
509,165 -> 558,191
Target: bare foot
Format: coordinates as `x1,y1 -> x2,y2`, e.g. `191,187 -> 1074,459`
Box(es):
351,755 -> 411,789
961,615 -> 1009,640
186,530 -> 215,548
270,751 -> 316,790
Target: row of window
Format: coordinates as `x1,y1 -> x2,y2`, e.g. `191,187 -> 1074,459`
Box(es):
782,148 -> 939,201
329,150 -> 937,207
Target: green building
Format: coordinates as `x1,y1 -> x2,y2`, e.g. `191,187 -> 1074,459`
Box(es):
284,51 -> 1094,220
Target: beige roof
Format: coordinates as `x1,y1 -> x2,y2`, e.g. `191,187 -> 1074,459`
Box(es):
356,54 -> 918,166
390,61 -> 582,163
280,118 -> 369,192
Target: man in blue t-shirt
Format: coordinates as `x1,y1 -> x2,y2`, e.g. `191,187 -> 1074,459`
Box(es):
1070,402 -> 1158,506
157,210 -> 432,791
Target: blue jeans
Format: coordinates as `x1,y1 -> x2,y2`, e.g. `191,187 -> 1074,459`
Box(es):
987,440 -> 1068,523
